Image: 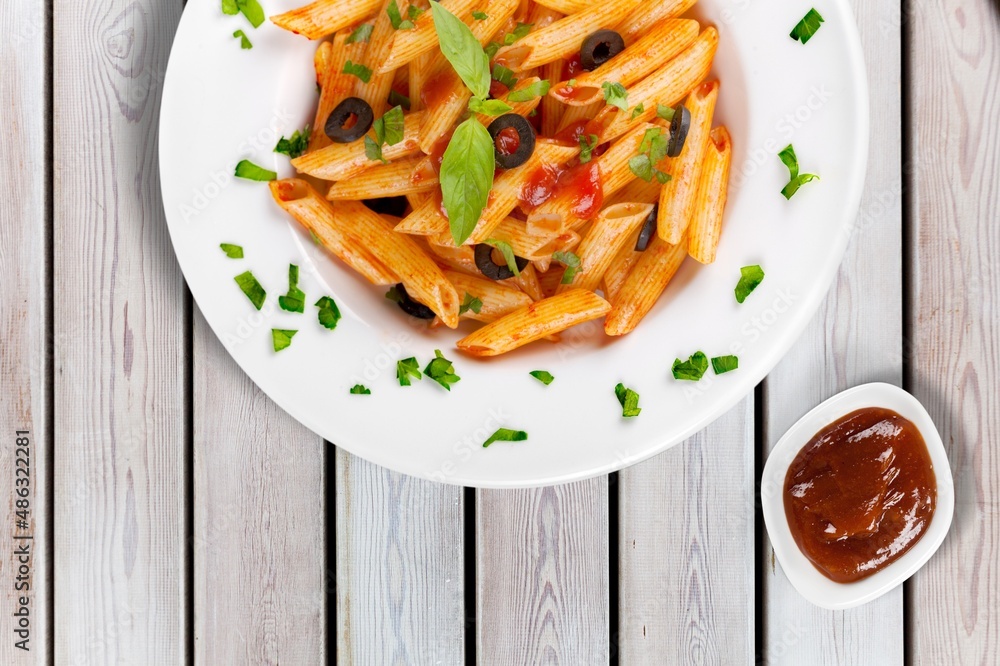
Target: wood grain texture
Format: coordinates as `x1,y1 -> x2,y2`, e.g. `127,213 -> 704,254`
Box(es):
761,0 -> 905,663
618,398 -> 754,664
0,0 -> 51,661
477,479 -> 609,664
907,0 -> 1000,662
52,1 -> 187,662
193,311 -> 327,663
336,451 -> 465,664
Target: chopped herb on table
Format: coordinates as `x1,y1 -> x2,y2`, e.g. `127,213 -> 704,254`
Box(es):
277,264 -> 306,313
315,296 -> 341,330
275,126 -> 310,158
233,29 -> 252,49
424,349 -> 461,390
483,428 -> 528,448
397,357 -> 423,386
234,271 -> 266,309
614,383 -> 642,418
711,355 -> 739,374
735,264 -> 765,303
530,370 -> 554,385
220,243 -> 244,259
778,144 -> 819,199
350,384 -> 371,395
222,0 -> 265,28
790,9 -> 825,44
234,160 -> 276,181
672,352 -> 709,381
271,328 -> 297,352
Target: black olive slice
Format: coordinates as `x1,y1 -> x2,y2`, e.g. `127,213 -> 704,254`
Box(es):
324,97 -> 374,143
392,283 -> 436,319
363,196 -> 409,218
474,244 -> 530,281
666,103 -> 692,158
580,30 -> 625,71
487,114 -> 536,169
634,205 -> 658,251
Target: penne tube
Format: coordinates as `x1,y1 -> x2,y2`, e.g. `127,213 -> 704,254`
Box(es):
310,32 -> 367,153
269,179 -> 398,285
657,80 -> 719,243
314,41 -> 332,85
378,0 -> 479,73
326,157 -> 438,200
426,241 -> 480,275
271,0 -> 383,40
406,190 -> 433,211
556,100 -> 603,133
606,176 -> 662,206
549,19 -> 699,106
556,203 -> 651,293
457,289 -> 611,356
292,110 -> 426,181
335,200 -> 461,327
351,0 -> 402,117
687,126 -> 732,263
601,237 -> 640,303
604,235 -> 687,336
540,60 -> 565,137
512,264 -> 545,301
444,270 -> 534,322
489,217 -> 556,259
618,0 -> 697,44
394,198 -> 449,236
536,265 -> 565,296
493,0 -> 643,73
593,27 -> 718,144
527,3 -> 563,30
529,0 -> 590,13
408,52 -> 431,112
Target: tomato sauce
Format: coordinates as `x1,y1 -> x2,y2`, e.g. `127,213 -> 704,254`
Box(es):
494,127 -> 521,156
784,407 -> 937,583
421,69 -> 458,109
518,161 -> 603,219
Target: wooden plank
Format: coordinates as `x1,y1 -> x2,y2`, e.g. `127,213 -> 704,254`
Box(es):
761,1 -> 904,662
52,2 -> 187,662
336,452 -> 465,663
0,0 -> 50,661
477,480 -> 609,664
193,311 -> 327,663
618,399 -> 754,663
907,0 -> 1000,662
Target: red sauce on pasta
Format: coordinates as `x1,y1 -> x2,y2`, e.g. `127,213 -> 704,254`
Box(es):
421,69 -> 459,109
518,161 -> 603,219
562,53 -> 585,79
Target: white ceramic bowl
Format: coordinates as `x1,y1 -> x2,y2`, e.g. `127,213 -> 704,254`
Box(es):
760,382 -> 954,610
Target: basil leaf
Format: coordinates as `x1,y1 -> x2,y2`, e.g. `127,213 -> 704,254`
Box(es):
343,60 -> 373,83
430,0 -> 490,99
485,238 -> 520,277
387,0 -> 414,30
552,250 -> 581,283
424,349 -> 461,390
315,296 -> 342,330
440,117 -> 495,246
349,384 -> 371,394
468,97 -> 514,116
236,0 -> 265,28
614,383 -> 641,417
656,104 -> 674,121
233,29 -> 253,49
503,23 -> 532,45
778,143 -> 819,199
220,243 -> 244,259
578,134 -> 599,163
407,5 -> 425,20
234,160 -> 276,181
628,154 -> 653,182
234,271 -> 266,309
630,103 -> 644,120
274,126 -> 310,158
388,89 -> 411,110
790,8 -> 825,44
376,105 -> 405,145
397,357 -> 423,386
459,293 -> 483,314
602,81 -> 629,111
271,328 -> 297,352
346,24 -> 373,43
277,264 -> 305,313
529,370 -> 554,385
482,428 -> 528,448
491,64 -> 518,89
672,352 -> 709,381
364,136 -> 386,164
711,355 -> 739,374
735,265 -> 764,303
507,79 -> 550,102
222,0 -> 238,15
484,42 -> 502,59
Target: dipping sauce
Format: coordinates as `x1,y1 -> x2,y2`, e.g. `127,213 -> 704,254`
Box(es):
783,407 -> 937,583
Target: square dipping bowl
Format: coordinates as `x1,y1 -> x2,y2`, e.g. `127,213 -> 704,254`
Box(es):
760,382 -> 955,610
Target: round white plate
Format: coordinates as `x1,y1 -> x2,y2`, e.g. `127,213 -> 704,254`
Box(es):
160,0 -> 868,487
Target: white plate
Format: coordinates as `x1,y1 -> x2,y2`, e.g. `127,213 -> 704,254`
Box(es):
159,0 -> 868,487
760,383 -> 954,609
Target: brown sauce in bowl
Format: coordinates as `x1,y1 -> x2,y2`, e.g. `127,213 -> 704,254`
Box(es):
783,407 -> 937,583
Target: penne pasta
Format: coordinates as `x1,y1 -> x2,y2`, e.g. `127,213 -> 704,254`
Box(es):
271,0 -> 384,40
687,126 -> 732,263
473,77 -> 546,126
444,270 -> 534,322
618,0 -> 697,43
269,179 -> 398,285
310,32 -> 367,153
557,203 -> 652,293
604,235 -> 688,336
600,230 -> 642,303
457,289 -> 611,356
513,264 -> 545,301
314,41 -> 332,84
351,0 -> 403,117
540,59 -> 565,137
327,157 -> 438,200
378,0 -> 479,73
426,240 -> 480,275
657,80 -> 719,243
529,0 -> 590,14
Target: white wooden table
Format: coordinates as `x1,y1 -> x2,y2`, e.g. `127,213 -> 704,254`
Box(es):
1,0 -> 997,663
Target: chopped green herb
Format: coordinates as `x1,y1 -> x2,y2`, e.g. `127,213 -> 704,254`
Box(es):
630,103 -> 645,120
234,271 -> 266,309
778,144 -> 819,199
468,97 -> 514,116
430,1 -> 490,99
483,428 -> 528,448
350,384 -> 371,394
278,264 -> 306,313
387,0 -> 415,29
343,60 -> 373,83
552,250 -> 581,284
492,63 -> 518,89
397,357 -> 423,386
459,293 -> 483,314
424,349 -> 461,390
234,160 -> 277,181
233,29 -> 253,49
473,10 -> 489,20
385,285 -> 403,303
602,81 -> 629,112
485,238 -> 520,277
223,0 -> 265,28
271,328 -> 297,352
734,264 -> 765,303
656,103 -> 674,121
529,370 -> 554,385
484,42 -> 502,59
366,105 -> 406,163
364,136 -> 385,163
440,117 -> 495,245
790,8 -> 825,44
503,22 -> 533,45
315,296 -> 342,330
711,355 -> 739,374
628,128 -> 671,183
346,23 -> 374,43
567,78 -> 577,87
507,79 -> 551,102
220,243 -> 244,259
578,133 -> 599,163
222,0 -> 238,15
614,383 -> 642,417
407,5 -> 425,20
388,89 -> 411,110
275,126 -> 311,158
672,351 -> 709,381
